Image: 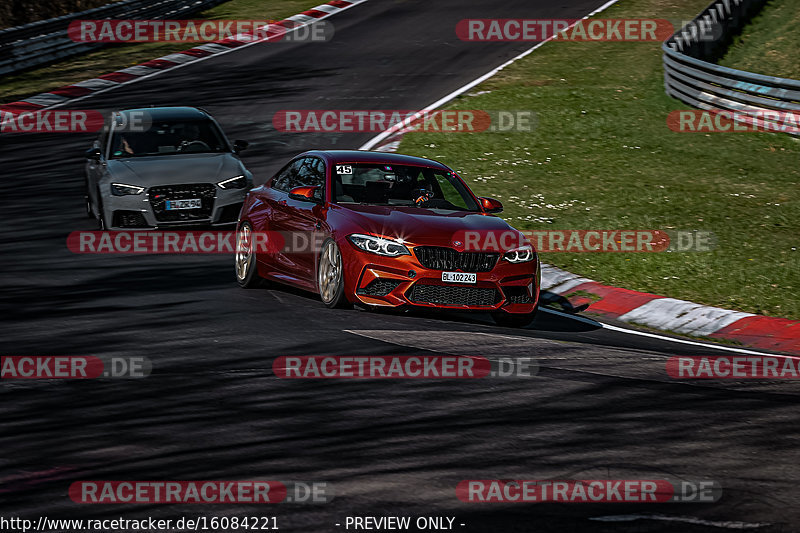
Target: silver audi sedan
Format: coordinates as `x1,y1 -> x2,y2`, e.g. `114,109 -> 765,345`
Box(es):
84,106 -> 253,229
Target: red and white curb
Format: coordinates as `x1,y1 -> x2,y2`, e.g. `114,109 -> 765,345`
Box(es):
357,0 -> 798,355
542,264 -> 800,355
8,0 -> 796,354
0,0 -> 367,117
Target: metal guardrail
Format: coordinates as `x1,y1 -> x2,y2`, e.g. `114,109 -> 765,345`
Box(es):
662,0 -> 800,132
0,0 -> 229,76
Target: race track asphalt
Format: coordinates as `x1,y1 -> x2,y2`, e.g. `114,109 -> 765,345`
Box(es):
1,1 -> 798,531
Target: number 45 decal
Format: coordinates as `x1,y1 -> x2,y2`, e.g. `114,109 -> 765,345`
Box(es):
336,164 -> 352,175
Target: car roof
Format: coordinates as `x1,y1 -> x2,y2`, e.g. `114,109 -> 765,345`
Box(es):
301,150 -> 451,170
114,106 -> 210,121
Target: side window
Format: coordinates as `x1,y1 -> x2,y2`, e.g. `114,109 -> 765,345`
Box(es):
273,157 -> 325,197
295,158 -> 324,188
271,160 -> 301,192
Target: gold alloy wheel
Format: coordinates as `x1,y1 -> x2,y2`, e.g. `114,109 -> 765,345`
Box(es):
235,224 -> 252,281
318,240 -> 342,304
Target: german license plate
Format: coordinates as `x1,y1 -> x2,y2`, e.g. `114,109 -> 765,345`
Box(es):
442,271 -> 476,284
166,198 -> 201,210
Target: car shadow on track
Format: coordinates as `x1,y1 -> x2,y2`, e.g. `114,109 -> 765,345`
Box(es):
257,280 -> 602,334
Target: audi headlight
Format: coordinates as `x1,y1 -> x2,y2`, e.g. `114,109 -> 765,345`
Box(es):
348,234 -> 410,257
217,175 -> 247,189
503,244 -> 535,263
110,183 -> 145,196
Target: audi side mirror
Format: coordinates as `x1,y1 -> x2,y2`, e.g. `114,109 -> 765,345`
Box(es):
233,140 -> 249,153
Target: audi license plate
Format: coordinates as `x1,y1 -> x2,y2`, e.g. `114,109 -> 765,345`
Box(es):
442,271 -> 476,284
166,198 -> 201,210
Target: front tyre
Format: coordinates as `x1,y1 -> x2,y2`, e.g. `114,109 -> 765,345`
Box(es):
235,222 -> 263,288
96,194 -> 107,230
492,305 -> 538,328
85,181 -> 94,219
318,238 -> 351,309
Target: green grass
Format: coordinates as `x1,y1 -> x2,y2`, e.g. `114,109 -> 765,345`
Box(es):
719,0 -> 800,79
0,0 -> 321,102
398,0 -> 800,320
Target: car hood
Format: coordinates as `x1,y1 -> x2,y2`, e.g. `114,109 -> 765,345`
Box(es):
336,204 -> 522,248
106,153 -> 244,186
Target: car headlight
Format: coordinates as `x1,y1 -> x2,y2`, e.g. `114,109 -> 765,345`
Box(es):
217,175 -> 246,189
110,183 -> 145,196
503,244 -> 535,263
348,234 -> 410,257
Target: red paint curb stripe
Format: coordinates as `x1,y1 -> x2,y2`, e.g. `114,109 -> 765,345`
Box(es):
49,85 -> 93,98
179,48 -> 215,58
139,59 -> 179,70
711,316 -> 800,354
561,281 -> 662,318
2,2 -> 356,110
0,102 -> 46,114
98,71 -> 137,83
217,38 -> 249,47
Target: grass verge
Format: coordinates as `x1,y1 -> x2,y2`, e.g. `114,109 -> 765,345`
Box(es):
397,0 -> 800,320
719,0 -> 800,79
0,0 -> 322,103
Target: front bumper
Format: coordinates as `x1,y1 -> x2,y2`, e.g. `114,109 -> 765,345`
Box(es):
343,243 -> 539,314
101,183 -> 248,229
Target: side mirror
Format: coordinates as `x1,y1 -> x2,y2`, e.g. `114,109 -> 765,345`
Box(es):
85,147 -> 101,161
289,185 -> 321,202
233,140 -> 248,153
479,196 -> 503,214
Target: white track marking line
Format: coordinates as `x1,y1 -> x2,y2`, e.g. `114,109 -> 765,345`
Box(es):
36,0 -> 370,111
540,307 -> 786,357
359,0 -> 623,150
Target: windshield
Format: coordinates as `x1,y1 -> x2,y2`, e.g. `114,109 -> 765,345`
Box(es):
333,163 -> 480,212
110,118 -> 228,158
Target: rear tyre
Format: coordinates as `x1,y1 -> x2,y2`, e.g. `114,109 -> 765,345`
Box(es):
235,222 -> 264,288
492,305 -> 538,328
318,238 -> 351,309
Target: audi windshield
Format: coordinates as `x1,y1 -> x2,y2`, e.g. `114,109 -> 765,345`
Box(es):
110,118 -> 228,158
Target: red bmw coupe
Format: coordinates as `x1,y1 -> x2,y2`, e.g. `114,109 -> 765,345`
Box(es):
235,150 -> 540,327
